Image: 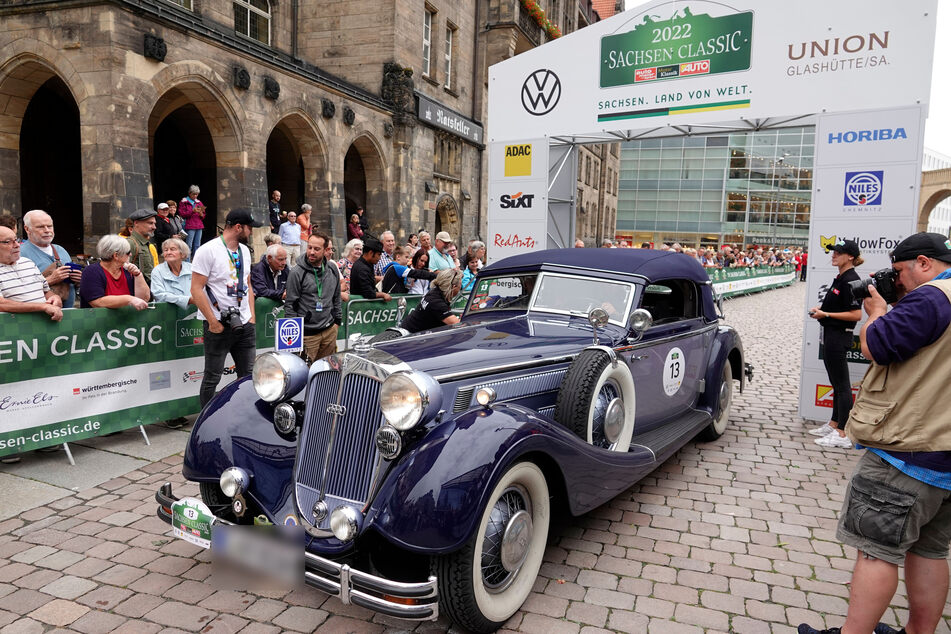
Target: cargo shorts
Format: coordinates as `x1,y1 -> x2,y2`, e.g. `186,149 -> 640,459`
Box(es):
837,451 -> 951,565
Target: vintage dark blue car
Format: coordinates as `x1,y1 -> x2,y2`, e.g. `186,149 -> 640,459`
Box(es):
157,248 -> 750,633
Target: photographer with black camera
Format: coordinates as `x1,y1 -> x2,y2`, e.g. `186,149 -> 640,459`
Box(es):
808,239 -> 863,449
798,232 -> 951,634
190,209 -> 263,408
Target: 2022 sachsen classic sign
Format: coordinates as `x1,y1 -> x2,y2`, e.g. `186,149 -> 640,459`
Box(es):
600,8 -> 753,88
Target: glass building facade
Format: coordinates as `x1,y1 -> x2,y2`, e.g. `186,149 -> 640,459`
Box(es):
616,126 -> 815,248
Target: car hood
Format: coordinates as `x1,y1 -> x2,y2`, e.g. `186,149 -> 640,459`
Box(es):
375,313 -> 626,380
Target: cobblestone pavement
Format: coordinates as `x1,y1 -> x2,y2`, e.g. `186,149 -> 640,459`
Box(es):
1,281 -> 950,634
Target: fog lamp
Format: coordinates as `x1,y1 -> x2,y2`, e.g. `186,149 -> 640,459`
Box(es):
330,506 -> 361,542
375,425 -> 402,460
273,403 -> 297,434
219,467 -> 249,498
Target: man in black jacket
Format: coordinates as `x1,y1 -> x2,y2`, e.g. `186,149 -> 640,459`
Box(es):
284,231 -> 341,362
350,238 -> 392,302
250,244 -> 288,301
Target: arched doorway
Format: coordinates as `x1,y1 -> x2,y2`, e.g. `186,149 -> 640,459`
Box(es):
343,135 -> 387,236
435,194 -> 460,241
151,103 -> 218,238
266,126 -> 304,219
344,146 -> 367,218
18,76 -> 83,255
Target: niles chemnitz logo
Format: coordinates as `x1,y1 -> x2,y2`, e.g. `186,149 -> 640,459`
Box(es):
843,171 -> 883,206
499,192 -> 535,209
521,69 -> 561,116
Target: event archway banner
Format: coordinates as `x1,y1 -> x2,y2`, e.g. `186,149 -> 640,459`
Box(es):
488,1 -> 936,142
486,0 -> 938,423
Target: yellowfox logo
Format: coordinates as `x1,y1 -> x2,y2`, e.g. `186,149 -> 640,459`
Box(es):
819,235 -> 837,253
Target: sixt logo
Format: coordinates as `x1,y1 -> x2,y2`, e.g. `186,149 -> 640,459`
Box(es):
499,192 -> 535,209
827,127 -> 907,144
844,171 -> 883,206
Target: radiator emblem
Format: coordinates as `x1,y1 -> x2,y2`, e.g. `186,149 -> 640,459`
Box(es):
326,403 -> 347,417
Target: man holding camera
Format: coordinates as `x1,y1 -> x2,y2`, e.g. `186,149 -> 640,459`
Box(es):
190,209 -> 262,408
799,233 -> 951,634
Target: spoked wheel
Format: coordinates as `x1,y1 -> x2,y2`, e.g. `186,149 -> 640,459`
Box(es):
554,349 -> 636,451
435,462 -> 550,634
699,360 -> 733,441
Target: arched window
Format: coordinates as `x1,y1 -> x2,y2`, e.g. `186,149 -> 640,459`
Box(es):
234,0 -> 270,45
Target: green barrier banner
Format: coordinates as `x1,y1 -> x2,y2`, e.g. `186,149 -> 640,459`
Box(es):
709,264 -> 796,298
0,294 -> 436,456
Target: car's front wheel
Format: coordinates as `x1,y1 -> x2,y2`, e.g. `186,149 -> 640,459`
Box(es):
434,461 -> 550,634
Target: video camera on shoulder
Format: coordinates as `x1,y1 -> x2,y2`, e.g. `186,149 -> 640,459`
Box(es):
848,268 -> 899,304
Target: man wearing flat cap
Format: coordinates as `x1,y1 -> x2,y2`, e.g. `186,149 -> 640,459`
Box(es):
800,232 -> 951,634
127,208 -> 159,285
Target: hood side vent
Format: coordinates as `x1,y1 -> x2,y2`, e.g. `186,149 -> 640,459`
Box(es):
453,387 -> 475,413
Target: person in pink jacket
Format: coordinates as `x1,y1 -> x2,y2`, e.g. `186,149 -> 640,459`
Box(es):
178,184 -> 205,258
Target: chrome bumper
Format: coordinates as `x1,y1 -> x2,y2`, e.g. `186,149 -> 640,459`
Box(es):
155,482 -> 439,621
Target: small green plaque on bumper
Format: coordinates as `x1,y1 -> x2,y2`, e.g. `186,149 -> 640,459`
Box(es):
171,497 -> 214,549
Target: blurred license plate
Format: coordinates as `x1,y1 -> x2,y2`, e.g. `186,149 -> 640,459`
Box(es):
211,524 -> 303,586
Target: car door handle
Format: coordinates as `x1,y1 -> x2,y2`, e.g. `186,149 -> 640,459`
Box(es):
630,354 -> 648,361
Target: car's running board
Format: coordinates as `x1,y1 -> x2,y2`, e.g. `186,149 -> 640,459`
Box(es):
628,410 -> 712,463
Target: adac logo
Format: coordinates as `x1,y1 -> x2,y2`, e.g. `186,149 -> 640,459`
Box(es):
504,144 -> 532,177
499,192 -> 535,209
843,170 -> 883,206
827,127 -> 907,144
521,69 -> 561,116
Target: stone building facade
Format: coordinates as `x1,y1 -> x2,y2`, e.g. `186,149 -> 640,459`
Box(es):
0,0 -> 618,257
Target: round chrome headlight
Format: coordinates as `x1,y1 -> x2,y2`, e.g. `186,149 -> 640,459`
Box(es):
273,403 -> 297,434
330,506 -> 360,542
219,467 -> 249,498
379,373 -> 425,430
252,352 -> 308,403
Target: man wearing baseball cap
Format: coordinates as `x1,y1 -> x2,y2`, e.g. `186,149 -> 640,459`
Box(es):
799,232 -> 951,634
190,208 -> 263,407
429,231 -> 456,272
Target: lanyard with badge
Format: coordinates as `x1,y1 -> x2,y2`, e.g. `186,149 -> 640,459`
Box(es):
313,261 -> 324,311
221,237 -> 246,303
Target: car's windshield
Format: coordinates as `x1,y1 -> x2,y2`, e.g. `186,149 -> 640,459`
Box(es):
468,274 -> 539,313
532,273 -> 633,324
466,272 -> 634,324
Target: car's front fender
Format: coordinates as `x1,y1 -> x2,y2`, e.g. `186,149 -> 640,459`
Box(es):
364,404 -> 657,555
183,376 -> 298,522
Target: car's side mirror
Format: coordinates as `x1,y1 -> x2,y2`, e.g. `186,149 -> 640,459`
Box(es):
715,292 -> 725,319
627,308 -> 653,343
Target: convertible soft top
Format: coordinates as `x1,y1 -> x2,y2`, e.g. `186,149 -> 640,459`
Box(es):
484,248 -> 711,284
483,248 -> 718,322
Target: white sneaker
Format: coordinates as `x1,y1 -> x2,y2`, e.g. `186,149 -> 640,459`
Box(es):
815,434 -> 852,448
808,424 -> 837,436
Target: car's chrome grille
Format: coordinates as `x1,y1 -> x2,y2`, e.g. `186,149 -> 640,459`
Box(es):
295,369 -> 384,513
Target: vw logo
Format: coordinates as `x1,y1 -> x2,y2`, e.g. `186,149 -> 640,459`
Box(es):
521,69 -> 561,116
326,403 -> 347,417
